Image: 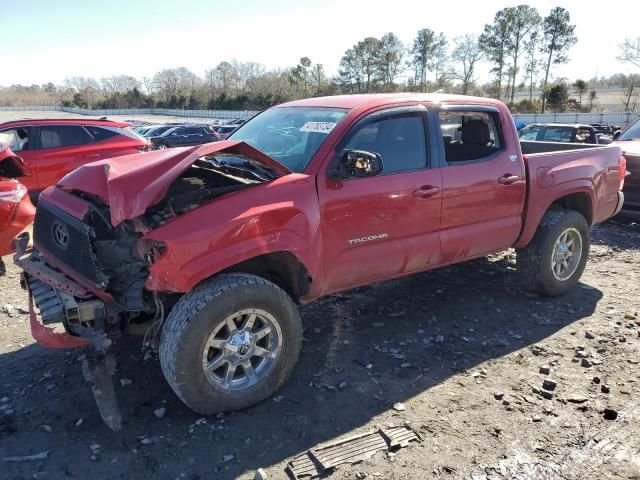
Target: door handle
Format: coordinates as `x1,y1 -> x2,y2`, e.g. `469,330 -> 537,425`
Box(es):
412,185 -> 441,198
497,174 -> 521,185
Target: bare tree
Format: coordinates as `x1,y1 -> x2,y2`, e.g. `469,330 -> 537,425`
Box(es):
141,76 -> 154,95
65,76 -> 101,108
100,75 -> 140,96
622,74 -> 640,111
618,38 -> 640,68
450,35 -> 485,95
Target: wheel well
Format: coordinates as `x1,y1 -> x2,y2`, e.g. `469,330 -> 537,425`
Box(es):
221,252 -> 312,302
551,192 -> 593,225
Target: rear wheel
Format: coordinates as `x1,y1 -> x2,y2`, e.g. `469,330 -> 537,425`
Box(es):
159,274 -> 302,414
516,209 -> 590,296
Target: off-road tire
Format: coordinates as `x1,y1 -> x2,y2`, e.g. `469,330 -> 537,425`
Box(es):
159,273 -> 302,415
516,209 -> 590,296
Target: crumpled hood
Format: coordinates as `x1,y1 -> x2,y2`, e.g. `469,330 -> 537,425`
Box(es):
57,141 -> 291,226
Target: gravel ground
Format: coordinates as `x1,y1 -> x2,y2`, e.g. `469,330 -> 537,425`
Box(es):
0,219 -> 638,480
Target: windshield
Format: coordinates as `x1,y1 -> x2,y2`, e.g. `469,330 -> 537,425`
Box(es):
619,119 -> 640,141
229,106 -> 348,172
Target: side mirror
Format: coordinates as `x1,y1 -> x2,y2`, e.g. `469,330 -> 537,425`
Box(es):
612,130 -> 621,141
328,150 -> 383,180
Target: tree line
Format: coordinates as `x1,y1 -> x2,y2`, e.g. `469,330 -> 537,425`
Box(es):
1,6 -> 639,114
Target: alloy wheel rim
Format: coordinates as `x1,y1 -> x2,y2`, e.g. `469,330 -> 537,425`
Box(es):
551,227 -> 582,281
201,308 -> 282,391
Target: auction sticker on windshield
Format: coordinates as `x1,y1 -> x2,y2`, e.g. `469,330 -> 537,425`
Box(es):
299,122 -> 337,134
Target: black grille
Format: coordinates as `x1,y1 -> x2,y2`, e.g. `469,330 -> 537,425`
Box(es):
33,200 -> 109,288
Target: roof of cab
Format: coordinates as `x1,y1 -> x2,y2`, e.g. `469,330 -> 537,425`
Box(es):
277,93 -> 504,110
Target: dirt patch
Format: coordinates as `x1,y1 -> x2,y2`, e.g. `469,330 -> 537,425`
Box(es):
0,220 -> 638,479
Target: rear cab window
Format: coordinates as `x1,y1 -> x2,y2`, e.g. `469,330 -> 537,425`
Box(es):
439,110 -> 503,164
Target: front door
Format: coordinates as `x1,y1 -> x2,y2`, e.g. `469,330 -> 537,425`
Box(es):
317,109 -> 442,295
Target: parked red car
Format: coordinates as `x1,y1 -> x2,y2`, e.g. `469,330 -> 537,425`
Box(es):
14,94 -> 625,430
0,145 -> 35,261
0,118 -> 150,196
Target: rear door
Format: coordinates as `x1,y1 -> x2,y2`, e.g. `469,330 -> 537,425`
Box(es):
437,107 -> 526,263
317,106 -> 442,294
32,125 -> 96,189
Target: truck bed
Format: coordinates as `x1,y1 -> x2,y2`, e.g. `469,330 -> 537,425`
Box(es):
515,140 -> 623,248
520,140 -> 604,155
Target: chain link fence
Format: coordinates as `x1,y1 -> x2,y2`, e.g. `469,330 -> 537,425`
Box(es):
513,112 -> 640,128
0,106 -> 259,120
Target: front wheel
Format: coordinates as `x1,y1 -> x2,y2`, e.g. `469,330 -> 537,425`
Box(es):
159,274 -> 302,415
516,209 -> 590,296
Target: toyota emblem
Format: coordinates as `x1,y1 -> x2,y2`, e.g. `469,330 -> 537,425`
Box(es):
51,221 -> 70,249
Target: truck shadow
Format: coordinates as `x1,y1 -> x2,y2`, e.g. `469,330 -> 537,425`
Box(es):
0,254 -> 603,480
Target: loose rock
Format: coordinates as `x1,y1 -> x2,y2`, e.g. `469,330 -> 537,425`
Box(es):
393,402 -> 406,411
154,407 -> 167,419
566,393 -> 588,404
539,365 -> 551,375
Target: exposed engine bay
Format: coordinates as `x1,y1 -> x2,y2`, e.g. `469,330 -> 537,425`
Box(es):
20,153 -> 273,341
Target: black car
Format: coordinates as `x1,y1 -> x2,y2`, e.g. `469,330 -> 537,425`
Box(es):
150,125 -> 220,149
143,125 -> 178,138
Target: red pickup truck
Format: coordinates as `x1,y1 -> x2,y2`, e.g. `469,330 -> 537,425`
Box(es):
13,94 -> 625,429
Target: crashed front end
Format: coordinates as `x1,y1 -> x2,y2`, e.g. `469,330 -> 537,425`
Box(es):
13,141 -> 288,429
14,187 -> 152,350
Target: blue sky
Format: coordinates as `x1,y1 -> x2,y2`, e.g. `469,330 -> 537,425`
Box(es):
1,0 -> 638,86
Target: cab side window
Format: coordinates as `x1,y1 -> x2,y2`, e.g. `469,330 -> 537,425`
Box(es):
344,115 -> 427,174
439,111 -> 502,164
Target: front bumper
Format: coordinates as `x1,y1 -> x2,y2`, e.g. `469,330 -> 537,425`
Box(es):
27,292 -> 88,349
14,234 -> 103,349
